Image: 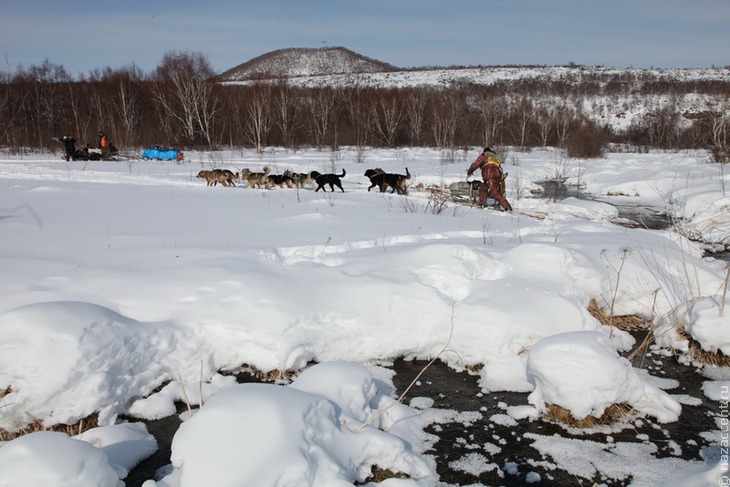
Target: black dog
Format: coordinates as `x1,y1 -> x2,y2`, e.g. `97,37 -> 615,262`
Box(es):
312,169 -> 346,192
364,167 -> 411,194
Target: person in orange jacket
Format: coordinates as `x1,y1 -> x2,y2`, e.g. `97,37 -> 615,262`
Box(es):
466,147 -> 512,211
98,131 -> 109,159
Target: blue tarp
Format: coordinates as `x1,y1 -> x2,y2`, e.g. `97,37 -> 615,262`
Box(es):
141,147 -> 182,161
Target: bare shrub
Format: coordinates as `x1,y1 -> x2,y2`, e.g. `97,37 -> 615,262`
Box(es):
565,121 -> 608,159
0,412 -> 99,442
677,328 -> 730,367
545,403 -> 634,428
587,298 -> 647,330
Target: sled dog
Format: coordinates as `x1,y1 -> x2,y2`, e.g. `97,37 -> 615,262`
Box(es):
241,166 -> 272,188
197,169 -> 238,187
285,170 -> 317,189
364,167 -> 411,194
312,169 -> 346,192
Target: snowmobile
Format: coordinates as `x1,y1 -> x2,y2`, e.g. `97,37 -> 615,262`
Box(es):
52,136 -> 119,161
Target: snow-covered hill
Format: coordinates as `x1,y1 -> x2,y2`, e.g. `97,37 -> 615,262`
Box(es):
223,64 -> 730,89
217,48 -> 730,134
218,46 -> 397,81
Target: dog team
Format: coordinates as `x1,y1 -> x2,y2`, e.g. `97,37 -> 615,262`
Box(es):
196,166 -> 411,194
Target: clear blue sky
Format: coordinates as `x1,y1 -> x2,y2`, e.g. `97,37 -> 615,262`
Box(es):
2,0 -> 729,77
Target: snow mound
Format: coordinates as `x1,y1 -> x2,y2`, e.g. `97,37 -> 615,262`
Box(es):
0,301 -> 184,431
526,331 -> 681,423
0,431 -> 123,487
151,362 -> 433,487
76,422 -> 158,478
685,296 -> 730,355
683,193 -> 730,246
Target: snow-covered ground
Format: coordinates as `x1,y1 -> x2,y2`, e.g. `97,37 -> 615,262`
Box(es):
0,146 -> 728,486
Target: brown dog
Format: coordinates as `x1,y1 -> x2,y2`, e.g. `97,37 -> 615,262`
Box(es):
197,169 -> 238,187
285,170 -> 317,189
241,166 -> 272,188
312,169 -> 346,192
364,167 -> 411,194
216,169 -> 239,187
197,170 -> 214,186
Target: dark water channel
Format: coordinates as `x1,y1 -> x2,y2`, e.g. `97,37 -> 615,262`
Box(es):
535,180 -> 730,262
534,180 -> 672,231
389,341 -> 723,486
126,332 -> 725,487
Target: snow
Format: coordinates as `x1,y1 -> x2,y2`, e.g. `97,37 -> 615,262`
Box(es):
157,367 -> 433,487
0,146 -> 728,485
526,331 -> 681,423
221,66 -> 730,133
0,431 -> 125,487
684,296 -> 730,355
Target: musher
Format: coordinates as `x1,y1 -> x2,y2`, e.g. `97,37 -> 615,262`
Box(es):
466,147 -> 512,211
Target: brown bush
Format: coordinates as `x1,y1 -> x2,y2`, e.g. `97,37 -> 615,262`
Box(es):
564,121 -> 608,158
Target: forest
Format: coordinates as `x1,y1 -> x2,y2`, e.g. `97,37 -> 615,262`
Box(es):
1,51 -> 728,161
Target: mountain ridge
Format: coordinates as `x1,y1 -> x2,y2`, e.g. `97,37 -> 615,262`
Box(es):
216,47 -> 730,88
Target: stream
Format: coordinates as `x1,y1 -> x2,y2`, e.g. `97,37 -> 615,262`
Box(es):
124,183 -> 728,486
125,334 -> 726,486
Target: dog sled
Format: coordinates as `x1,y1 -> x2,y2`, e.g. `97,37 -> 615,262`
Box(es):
428,180 -> 494,207
428,179 -> 547,218
141,146 -> 184,161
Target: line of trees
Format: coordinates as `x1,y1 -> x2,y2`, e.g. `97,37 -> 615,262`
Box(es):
1,51 -> 728,161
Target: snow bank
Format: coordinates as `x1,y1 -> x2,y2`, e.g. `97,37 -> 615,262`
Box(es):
685,296 -> 730,355
76,422 -> 158,478
0,147 -> 728,485
526,331 -> 681,423
0,423 -> 157,487
0,431 -> 123,487
683,193 -> 730,246
148,362 -> 434,487
0,301 -> 187,430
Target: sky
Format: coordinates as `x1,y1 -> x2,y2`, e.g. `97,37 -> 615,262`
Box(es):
1,0 -> 729,77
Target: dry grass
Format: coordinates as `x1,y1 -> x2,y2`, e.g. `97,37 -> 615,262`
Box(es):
587,298 -> 647,330
678,328 -> 730,367
545,403 -> 634,428
464,363 -> 484,374
227,364 -> 299,384
0,412 -> 99,442
359,466 -> 410,484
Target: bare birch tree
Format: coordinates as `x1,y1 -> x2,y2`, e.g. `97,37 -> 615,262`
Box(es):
271,81 -> 301,148
475,93 -> 505,147
431,94 -> 459,149
404,90 -> 428,146
367,90 -> 405,147
240,83 -> 272,152
341,86 -> 371,149
305,88 -> 336,148
151,51 -> 221,147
